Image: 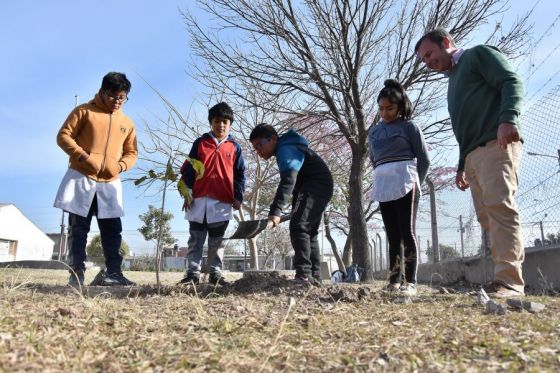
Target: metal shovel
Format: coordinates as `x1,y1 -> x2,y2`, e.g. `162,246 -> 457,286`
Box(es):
227,214 -> 292,240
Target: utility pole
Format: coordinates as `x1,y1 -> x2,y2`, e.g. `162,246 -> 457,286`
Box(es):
58,94 -> 79,261
539,214 -> 547,245
371,239 -> 377,272
57,212 -> 66,261
427,178 -> 439,262
376,232 -> 383,270
459,215 -> 465,258
417,235 -> 421,264
244,239 -> 247,271
320,221 -> 324,263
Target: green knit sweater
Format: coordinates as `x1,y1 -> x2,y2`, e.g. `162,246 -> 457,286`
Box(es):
448,45 -> 524,170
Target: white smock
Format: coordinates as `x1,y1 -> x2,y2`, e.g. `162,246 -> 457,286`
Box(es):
53,168 -> 124,219
371,160 -> 421,203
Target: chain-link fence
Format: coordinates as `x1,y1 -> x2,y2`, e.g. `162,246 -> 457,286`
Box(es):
415,84 -> 560,263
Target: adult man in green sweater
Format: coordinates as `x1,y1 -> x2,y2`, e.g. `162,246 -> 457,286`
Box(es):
415,29 -> 525,298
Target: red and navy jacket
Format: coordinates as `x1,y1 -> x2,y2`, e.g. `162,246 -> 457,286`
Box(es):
180,132 -> 246,204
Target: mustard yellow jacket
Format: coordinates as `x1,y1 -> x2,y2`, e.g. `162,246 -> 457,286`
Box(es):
57,93 -> 138,182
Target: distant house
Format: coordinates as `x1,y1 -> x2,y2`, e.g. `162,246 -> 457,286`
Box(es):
0,204 -> 54,262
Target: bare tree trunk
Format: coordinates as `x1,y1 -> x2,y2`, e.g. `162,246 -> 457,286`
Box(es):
348,151 -> 372,281
324,212 -> 345,273
248,238 -> 259,270
342,236 -> 352,267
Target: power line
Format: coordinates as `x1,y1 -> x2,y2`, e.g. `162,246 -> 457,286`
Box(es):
525,67 -> 560,104
525,39 -> 560,82
516,170 -> 560,200
516,10 -> 559,69
528,198 -> 560,219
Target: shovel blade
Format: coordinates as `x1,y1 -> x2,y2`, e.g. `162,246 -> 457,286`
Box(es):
227,219 -> 269,239
227,214 -> 292,240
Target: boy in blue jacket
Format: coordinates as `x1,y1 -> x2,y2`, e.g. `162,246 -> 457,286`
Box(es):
250,123 -> 333,286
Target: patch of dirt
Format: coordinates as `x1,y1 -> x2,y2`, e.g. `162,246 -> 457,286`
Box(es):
27,271 -> 383,304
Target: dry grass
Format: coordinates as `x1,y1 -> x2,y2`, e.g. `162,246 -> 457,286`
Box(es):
0,268 -> 558,372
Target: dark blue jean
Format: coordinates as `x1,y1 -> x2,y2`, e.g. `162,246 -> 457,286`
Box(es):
290,191 -> 332,278
67,195 -> 123,274
186,218 -> 229,276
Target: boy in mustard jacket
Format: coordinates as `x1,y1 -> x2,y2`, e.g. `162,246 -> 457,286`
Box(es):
54,72 -> 138,287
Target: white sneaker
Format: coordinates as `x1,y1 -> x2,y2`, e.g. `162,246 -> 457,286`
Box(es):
400,283 -> 417,296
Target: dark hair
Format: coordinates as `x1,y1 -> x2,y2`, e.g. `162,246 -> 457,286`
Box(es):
377,79 -> 412,120
208,102 -> 234,124
249,123 -> 278,141
414,28 -> 455,52
101,72 -> 131,93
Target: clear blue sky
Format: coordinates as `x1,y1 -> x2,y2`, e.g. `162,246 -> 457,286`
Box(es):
1,1 -> 559,255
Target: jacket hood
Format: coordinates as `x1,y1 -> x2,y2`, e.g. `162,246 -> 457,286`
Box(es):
278,129 -> 308,147
91,92 -> 123,114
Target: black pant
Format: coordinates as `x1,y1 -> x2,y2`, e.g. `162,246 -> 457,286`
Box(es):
67,195 -> 123,274
291,191 -> 332,278
379,186 -> 419,284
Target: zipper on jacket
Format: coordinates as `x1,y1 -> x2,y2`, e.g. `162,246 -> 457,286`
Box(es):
100,113 -> 112,173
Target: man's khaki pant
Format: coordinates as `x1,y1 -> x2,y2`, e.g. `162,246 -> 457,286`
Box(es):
464,140 -> 524,293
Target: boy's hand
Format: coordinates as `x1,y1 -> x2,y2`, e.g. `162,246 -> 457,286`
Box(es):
268,215 -> 281,228
232,200 -> 241,210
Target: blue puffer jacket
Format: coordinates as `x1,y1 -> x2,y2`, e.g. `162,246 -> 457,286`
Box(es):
269,129 -> 333,216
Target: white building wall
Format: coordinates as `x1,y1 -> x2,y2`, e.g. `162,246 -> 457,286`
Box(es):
0,204 -> 54,261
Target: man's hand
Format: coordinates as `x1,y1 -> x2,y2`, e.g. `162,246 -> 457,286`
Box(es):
232,200 -> 241,210
78,153 -> 90,162
268,215 -> 281,228
497,122 -> 520,150
455,170 -> 469,191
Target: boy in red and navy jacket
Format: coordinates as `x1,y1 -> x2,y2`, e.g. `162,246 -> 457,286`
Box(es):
178,102 -> 245,286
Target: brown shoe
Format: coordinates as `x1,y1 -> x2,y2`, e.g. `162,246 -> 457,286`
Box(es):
483,281 -> 524,298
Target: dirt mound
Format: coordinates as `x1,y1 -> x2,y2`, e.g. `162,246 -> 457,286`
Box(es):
24,270 -> 382,304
